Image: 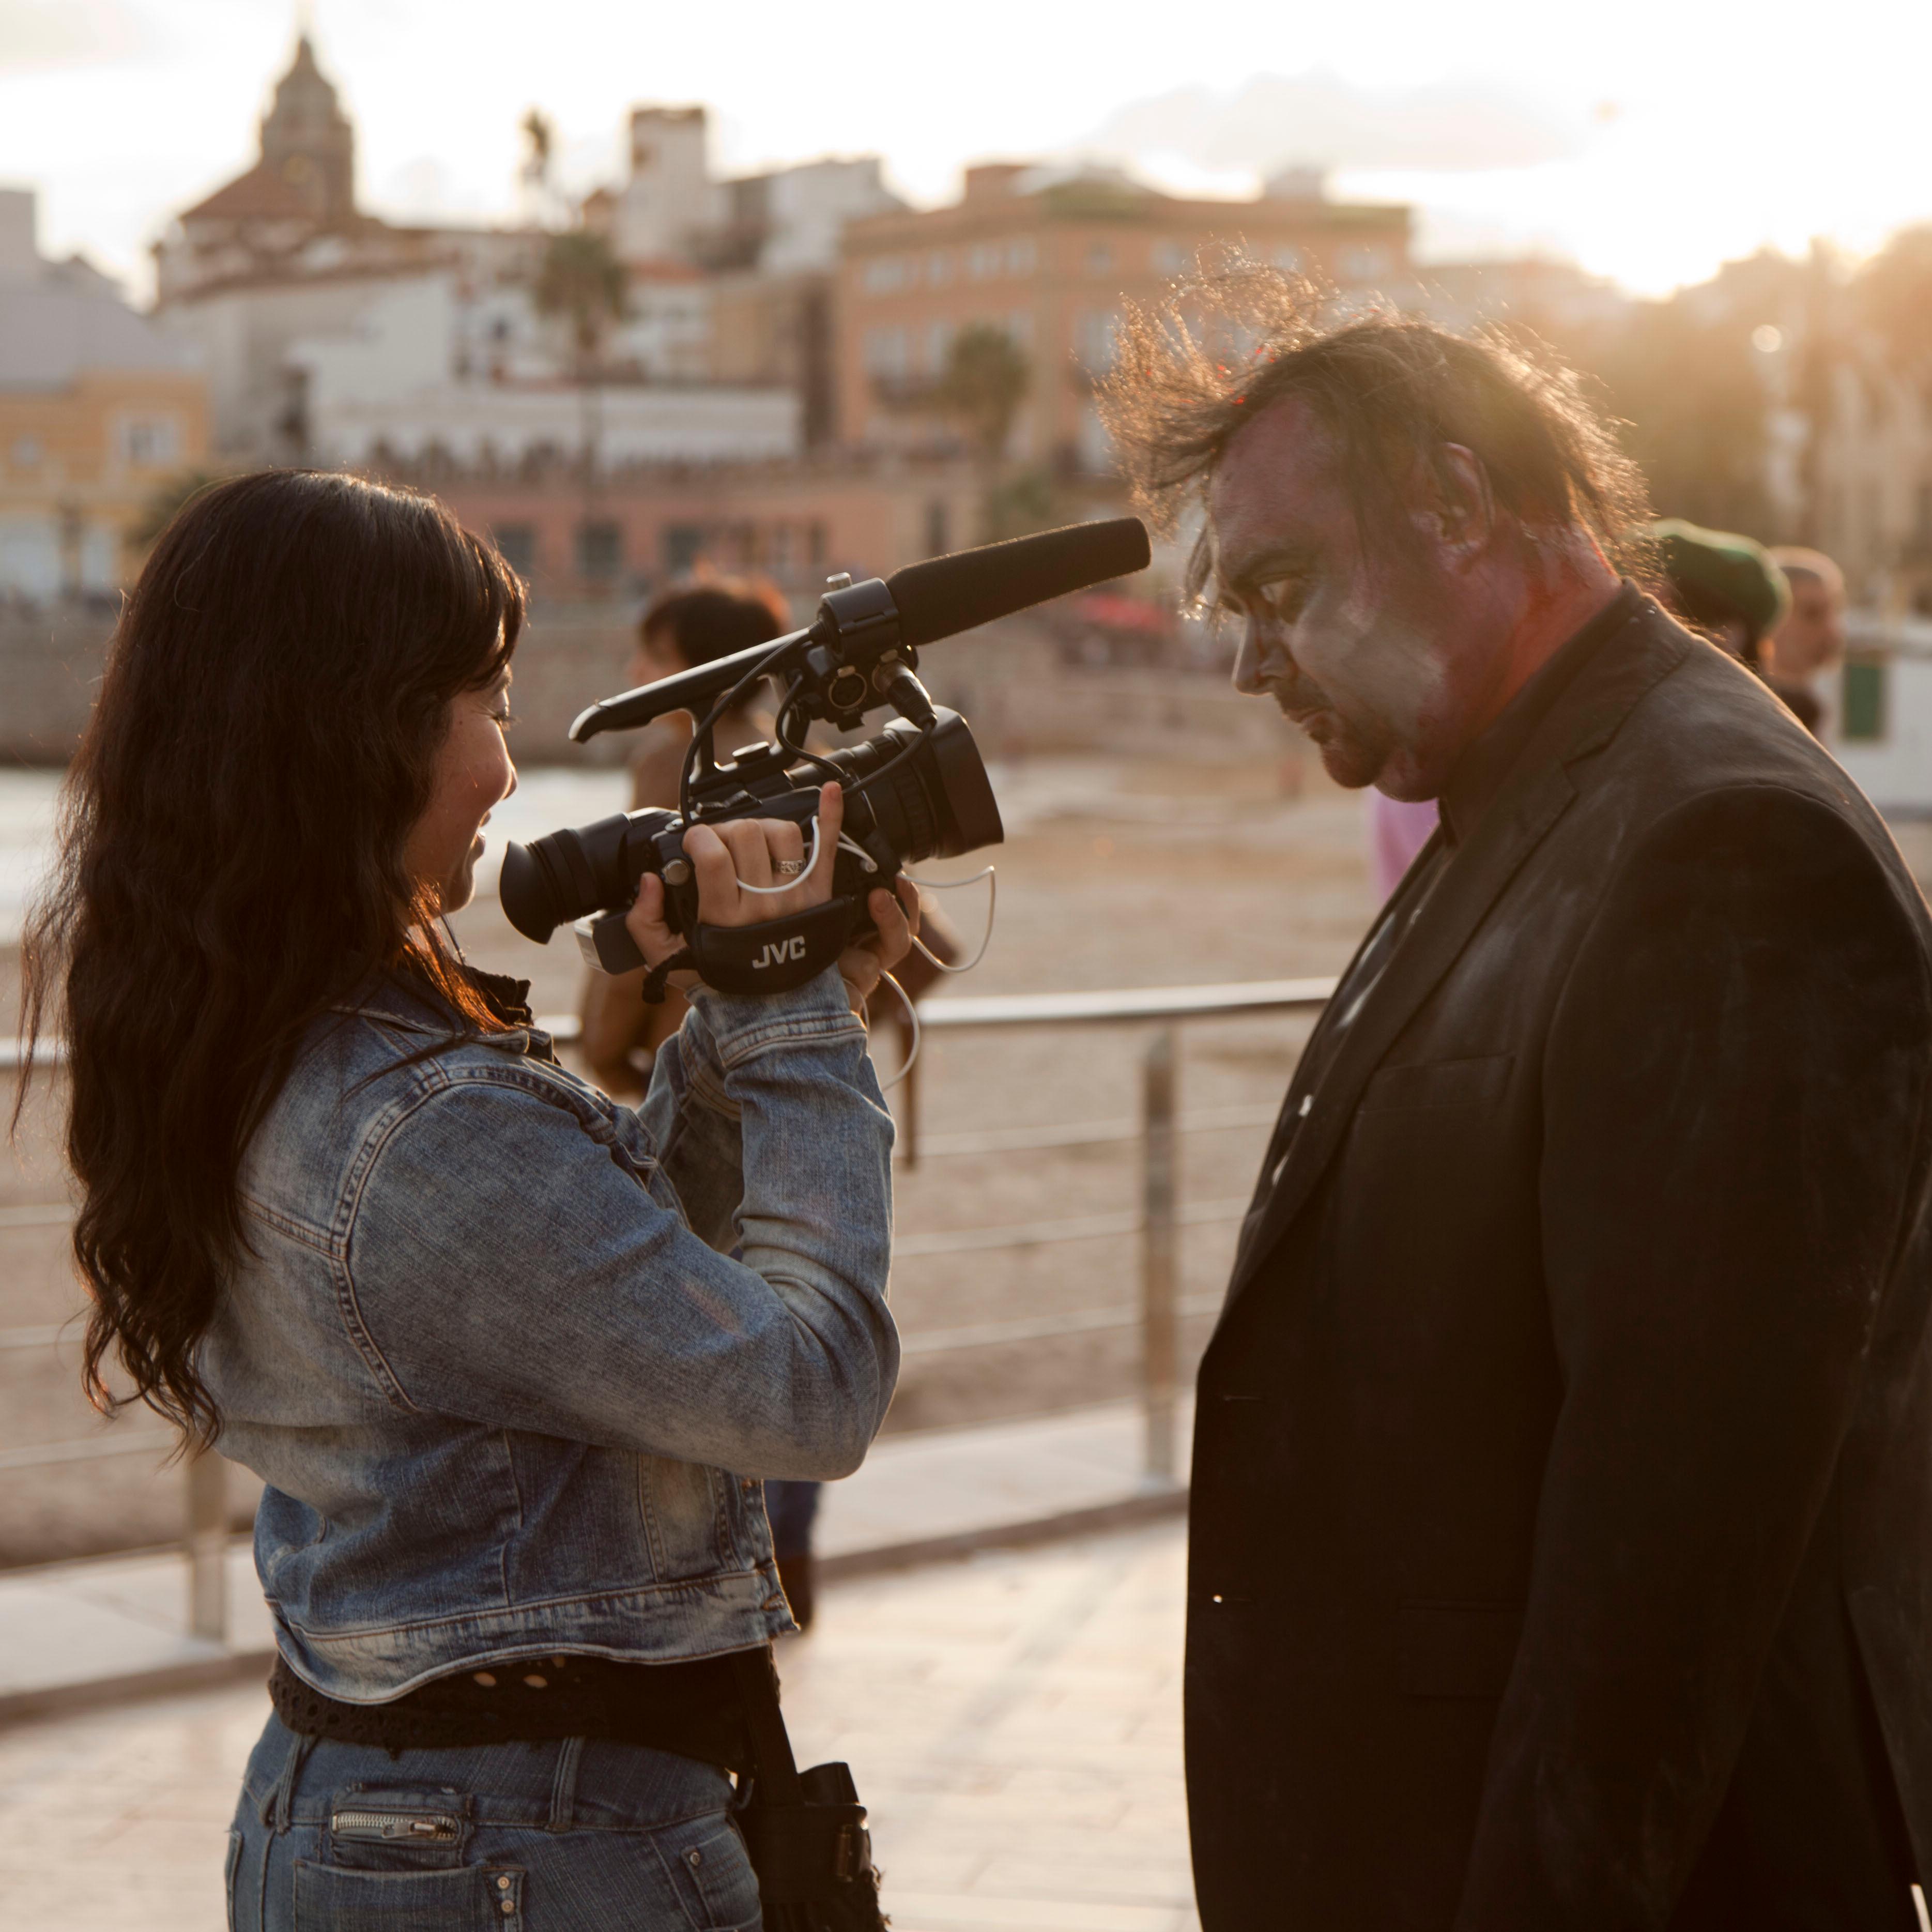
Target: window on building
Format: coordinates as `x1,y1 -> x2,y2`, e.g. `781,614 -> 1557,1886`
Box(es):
664,525 -> 705,574
808,522 -> 827,566
925,499 -> 950,558
1007,237 -> 1036,275
862,257 -> 909,295
1918,481 -> 1932,545
927,250 -> 953,286
863,326 -> 910,378
122,417 -> 181,468
968,243 -> 1001,281
1272,243 -> 1305,272
577,520 -> 622,580
1076,309 -> 1119,374
79,523 -> 117,595
1338,245 -> 1390,283
1152,239 -> 1189,275
926,320 -> 955,373
0,511 -> 60,599
1842,656 -> 1888,742
1085,242 -> 1115,276
9,436 -> 41,469
1006,311 -> 1033,350
493,524 -> 536,577
1076,401 -> 1113,476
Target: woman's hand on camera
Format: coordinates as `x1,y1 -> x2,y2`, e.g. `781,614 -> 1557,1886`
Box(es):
625,781 -> 921,1020
626,783 -> 842,980
838,878 -> 921,1022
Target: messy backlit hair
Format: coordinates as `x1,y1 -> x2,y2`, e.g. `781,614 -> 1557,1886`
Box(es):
1096,260 -> 1651,600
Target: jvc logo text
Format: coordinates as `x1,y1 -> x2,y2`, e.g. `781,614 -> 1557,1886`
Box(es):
752,936 -> 808,969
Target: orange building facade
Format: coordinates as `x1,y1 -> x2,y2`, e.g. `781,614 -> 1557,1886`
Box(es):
835,165 -> 1412,469
413,455 -> 982,608
0,369 -> 208,597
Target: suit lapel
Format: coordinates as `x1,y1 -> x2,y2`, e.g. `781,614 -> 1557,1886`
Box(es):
1220,599 -> 1694,1314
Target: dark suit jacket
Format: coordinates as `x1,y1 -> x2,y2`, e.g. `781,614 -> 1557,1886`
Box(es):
1187,594 -> 1932,1929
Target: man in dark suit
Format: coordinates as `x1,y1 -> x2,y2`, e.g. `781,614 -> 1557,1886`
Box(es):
1100,284 -> 1932,1926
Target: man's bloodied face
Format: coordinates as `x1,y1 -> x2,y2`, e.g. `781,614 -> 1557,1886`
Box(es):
1210,395 -> 1505,801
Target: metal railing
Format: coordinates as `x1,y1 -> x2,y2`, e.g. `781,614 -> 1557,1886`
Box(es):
2,976 -> 1333,1640
893,977 -> 1333,1480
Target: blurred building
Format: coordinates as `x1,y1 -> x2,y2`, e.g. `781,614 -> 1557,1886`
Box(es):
404,451 -> 978,605
154,40 -> 798,469
835,162 -> 1412,469
0,188 -> 205,600
584,113 -> 904,446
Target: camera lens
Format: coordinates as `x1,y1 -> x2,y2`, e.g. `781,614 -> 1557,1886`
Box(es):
498,812 -> 638,944
824,712 -> 1003,862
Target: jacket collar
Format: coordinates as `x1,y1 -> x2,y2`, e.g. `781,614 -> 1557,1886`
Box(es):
339,966 -> 552,1062
1221,592 -> 1693,1311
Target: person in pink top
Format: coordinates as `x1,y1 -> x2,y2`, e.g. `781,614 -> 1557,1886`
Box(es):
1368,788 -> 1439,900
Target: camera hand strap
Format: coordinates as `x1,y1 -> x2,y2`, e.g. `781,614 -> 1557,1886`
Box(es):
641,895 -> 861,1003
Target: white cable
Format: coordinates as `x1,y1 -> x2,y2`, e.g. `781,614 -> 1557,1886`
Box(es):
837,831 -> 881,872
872,970 -> 921,1091
899,865 -> 997,973
729,816 -> 823,895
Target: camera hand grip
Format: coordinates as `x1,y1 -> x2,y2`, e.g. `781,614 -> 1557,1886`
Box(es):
688,896 -> 861,995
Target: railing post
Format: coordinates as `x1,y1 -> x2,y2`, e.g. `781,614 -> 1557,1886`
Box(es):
900,1023 -> 922,1169
186,1445 -> 227,1645
1141,1026 -> 1178,1485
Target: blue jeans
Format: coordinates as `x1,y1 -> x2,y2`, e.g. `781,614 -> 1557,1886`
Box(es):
226,1710 -> 761,1930
763,1478 -> 822,1558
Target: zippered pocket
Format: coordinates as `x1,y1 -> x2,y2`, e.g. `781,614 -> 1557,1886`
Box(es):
330,1807 -> 463,1844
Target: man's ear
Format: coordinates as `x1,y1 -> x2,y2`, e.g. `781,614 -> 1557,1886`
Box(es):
1413,442 -> 1495,567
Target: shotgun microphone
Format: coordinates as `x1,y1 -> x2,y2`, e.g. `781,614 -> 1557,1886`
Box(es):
568,516 -> 1151,744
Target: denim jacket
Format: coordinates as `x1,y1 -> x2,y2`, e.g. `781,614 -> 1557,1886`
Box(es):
200,964 -> 897,1703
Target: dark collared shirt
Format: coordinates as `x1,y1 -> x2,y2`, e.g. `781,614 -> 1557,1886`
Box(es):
1437,582 -> 1642,848
1261,584 -> 1643,1190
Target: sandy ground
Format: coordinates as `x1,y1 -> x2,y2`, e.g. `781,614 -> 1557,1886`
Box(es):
0,750 -> 1368,1566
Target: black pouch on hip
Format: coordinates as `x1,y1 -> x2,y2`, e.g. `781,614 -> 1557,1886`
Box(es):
730,1646 -> 888,1931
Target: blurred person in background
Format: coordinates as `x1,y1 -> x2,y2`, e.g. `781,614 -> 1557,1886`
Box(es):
579,580 -> 790,1098
579,579 -> 955,1629
21,470 -> 919,1928
1103,272 -> 1932,1928
1368,789 -> 1439,900
1768,545 -> 1850,729
1652,517 -> 1833,733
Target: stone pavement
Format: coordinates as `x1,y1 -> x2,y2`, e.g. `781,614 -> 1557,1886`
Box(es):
0,1519 -> 1198,1932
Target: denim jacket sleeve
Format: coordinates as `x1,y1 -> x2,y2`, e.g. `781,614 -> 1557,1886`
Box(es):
340,967 -> 898,1480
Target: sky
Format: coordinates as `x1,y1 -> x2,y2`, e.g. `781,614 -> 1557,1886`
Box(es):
4,0 -> 1931,302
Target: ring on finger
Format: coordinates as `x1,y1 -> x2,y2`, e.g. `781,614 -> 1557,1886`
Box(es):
773,857 -> 807,878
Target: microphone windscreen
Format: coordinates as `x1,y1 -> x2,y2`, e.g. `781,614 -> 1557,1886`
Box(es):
886,517 -> 1151,649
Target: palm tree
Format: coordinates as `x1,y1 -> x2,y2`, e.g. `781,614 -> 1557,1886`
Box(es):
933,323 -> 1030,469
519,109 -> 556,227
534,228 -> 628,479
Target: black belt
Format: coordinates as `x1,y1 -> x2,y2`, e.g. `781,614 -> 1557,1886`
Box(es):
268,1648 -> 748,1772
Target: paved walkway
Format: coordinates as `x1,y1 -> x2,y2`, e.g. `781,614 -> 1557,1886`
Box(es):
0,1520 -> 1198,1931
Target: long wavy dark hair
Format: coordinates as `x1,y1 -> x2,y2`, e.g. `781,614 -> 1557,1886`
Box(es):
16,470 -> 524,1444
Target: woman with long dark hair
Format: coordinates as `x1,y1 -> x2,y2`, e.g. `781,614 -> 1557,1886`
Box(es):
20,469 -> 913,1930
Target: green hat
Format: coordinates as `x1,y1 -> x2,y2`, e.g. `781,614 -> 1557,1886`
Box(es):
1650,518 -> 1792,643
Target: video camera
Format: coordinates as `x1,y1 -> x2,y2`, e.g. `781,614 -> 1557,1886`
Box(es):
498,517 -> 1152,996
